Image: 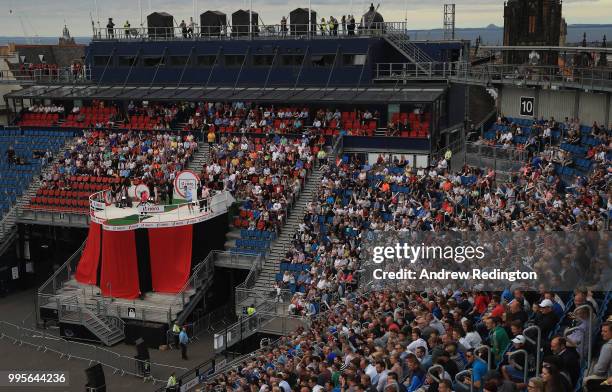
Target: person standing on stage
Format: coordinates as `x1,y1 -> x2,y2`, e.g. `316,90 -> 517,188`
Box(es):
197,181 -> 204,212
201,185 -> 210,212
185,186 -> 194,213
179,326 -> 189,360
166,179 -> 174,205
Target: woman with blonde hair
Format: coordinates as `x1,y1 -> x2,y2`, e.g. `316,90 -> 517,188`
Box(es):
527,377 -> 544,392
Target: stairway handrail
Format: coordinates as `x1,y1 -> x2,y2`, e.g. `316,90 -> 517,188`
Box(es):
37,240 -> 86,295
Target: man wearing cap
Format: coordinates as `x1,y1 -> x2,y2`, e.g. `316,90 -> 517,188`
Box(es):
501,335 -> 528,389
534,299 -> 559,338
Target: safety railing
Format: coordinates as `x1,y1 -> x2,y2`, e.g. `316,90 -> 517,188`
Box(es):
93,22 -> 407,42
40,291 -> 175,325
454,369 -> 473,392
89,189 -> 231,228
170,250 -> 218,327
508,349 -> 529,384
523,325 -> 541,377
0,321 -> 187,385
563,304 -> 594,371
212,300 -> 278,354
375,62 -> 461,80
451,63 -> 612,93
37,241 -> 85,297
475,345 -> 492,370
463,142 -> 529,174
0,67 -> 91,84
427,364 -> 446,383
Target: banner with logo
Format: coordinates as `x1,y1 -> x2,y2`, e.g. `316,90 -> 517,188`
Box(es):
136,204 -> 165,214
174,170 -> 200,200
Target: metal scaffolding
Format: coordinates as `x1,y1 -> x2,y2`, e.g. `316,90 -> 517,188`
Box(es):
443,3 -> 456,40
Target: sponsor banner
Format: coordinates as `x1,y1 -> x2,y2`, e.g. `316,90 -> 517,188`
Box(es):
93,210 -> 225,231
174,170 -> 200,199
131,183 -> 150,200
362,231 -> 610,292
136,204 -> 165,214
91,200 -> 106,210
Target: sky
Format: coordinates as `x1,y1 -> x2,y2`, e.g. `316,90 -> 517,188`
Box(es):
1,0 -> 611,37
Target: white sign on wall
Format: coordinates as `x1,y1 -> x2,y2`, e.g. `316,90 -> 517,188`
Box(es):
174,170 -> 200,199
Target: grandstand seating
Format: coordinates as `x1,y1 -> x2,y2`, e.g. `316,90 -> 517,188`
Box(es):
391,111 -> 431,138
18,113 -> 60,127
27,129 -> 197,213
483,117 -> 610,180
61,106 -> 118,128
0,129 -> 73,219
29,176 -> 122,213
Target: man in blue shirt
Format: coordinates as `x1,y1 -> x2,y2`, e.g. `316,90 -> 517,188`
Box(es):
404,354 -> 425,392
455,349 -> 488,392
179,326 -> 189,360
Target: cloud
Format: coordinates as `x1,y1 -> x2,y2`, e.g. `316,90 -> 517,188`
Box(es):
0,0 -> 609,37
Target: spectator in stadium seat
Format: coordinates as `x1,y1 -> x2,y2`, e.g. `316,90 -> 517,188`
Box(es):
534,299 -> 559,339
406,328 -> 428,355
486,317 -> 510,364
566,306 -> 592,359
546,336 -> 580,386
507,300 -> 529,325
403,353 -> 425,392
459,319 -> 482,350
501,335 -> 528,389
541,362 -> 571,392
484,295 -> 506,322
583,321 -> 612,391
527,377 -> 545,392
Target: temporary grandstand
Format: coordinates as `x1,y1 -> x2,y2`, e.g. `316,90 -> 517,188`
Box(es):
0,3 -> 609,392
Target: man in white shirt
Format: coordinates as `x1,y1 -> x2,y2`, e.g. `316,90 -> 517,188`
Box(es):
406,328 -> 428,355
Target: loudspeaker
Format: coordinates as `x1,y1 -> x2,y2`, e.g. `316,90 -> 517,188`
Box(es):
85,363 -> 106,392
135,337 -> 150,360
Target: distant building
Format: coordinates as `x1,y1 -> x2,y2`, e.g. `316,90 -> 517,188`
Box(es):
58,25 -> 76,46
503,0 -> 563,64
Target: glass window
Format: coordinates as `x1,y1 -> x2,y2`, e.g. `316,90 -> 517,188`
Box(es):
311,54 -> 336,67
118,56 -> 137,67
143,56 -> 164,67
225,55 -> 245,67
280,54 -> 304,66
168,56 -> 190,67
93,56 -> 111,66
253,55 -> 275,67
197,55 -> 217,66
342,54 -> 367,66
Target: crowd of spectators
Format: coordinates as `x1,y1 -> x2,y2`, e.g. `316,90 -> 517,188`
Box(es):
205,287 -> 610,392
201,133 -> 320,233
481,116 -> 611,157
39,129 -> 198,205
181,102 -> 382,137
200,144 -> 610,392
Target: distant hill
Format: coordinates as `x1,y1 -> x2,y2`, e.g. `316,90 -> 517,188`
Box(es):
0,23 -> 610,46
408,24 -> 612,45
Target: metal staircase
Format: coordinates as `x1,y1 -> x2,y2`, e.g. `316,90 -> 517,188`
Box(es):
250,147 -> 338,297
58,296 -> 125,346
187,143 -> 210,172
384,26 -> 435,73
